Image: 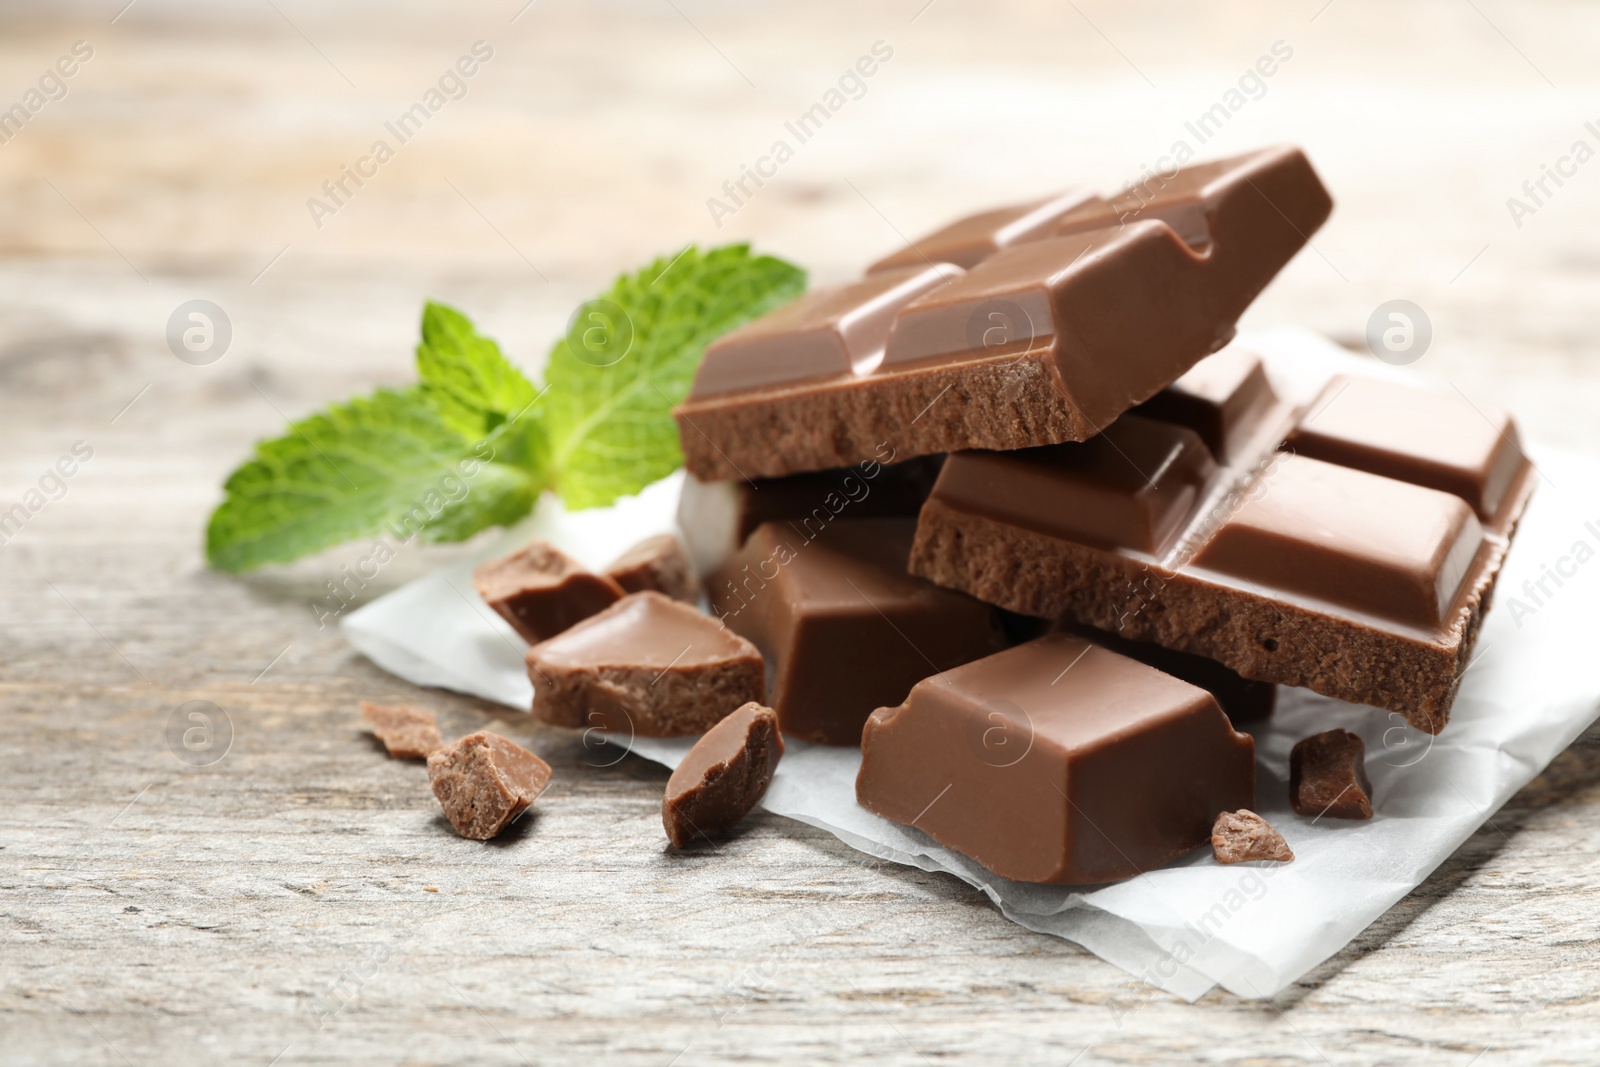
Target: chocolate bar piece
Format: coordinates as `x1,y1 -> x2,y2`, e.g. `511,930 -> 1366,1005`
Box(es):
675,147 -> 1331,480
604,534 -> 700,603
474,540 -> 623,644
360,701 -> 443,759
856,633 -> 1256,884
1289,729 -> 1373,819
910,354 -> 1536,732
677,452 -> 945,575
427,731 -> 552,840
1055,622 -> 1274,724
710,518 -> 1007,745
527,592 -> 765,737
1212,810 -> 1294,864
662,702 -> 784,847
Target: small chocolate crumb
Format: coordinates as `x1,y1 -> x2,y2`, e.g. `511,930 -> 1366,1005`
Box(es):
423,886 -> 439,893
426,731 -> 552,840
1212,809 -> 1294,864
605,533 -> 701,603
360,702 -> 443,759
1290,728 -> 1373,819
663,702 -> 784,847
473,539 -> 624,644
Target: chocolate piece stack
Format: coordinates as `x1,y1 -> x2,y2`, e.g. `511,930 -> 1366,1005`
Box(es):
671,145 -> 1537,884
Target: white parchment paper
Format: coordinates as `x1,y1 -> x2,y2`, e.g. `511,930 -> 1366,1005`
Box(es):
344,329 -> 1600,1000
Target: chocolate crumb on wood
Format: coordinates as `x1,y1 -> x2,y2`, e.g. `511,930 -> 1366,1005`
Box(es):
1290,729 -> 1374,820
605,533 -> 700,603
663,702 -> 784,847
473,539 -> 623,644
360,701 -> 443,759
1212,809 -> 1294,864
527,592 -> 765,737
427,731 -> 552,840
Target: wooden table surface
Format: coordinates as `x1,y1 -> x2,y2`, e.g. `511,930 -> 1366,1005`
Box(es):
3,1 -> 1598,1063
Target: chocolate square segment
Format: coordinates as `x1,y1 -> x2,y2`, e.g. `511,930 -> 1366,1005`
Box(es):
1192,455 -> 1483,628
932,416 -> 1215,555
690,264 -> 962,399
867,190 -> 1102,274
1134,347 -> 1278,462
856,634 -> 1255,884
711,518 -> 1006,745
1285,376 -> 1527,527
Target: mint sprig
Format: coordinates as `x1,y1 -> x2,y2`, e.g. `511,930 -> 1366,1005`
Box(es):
205,244 -> 804,573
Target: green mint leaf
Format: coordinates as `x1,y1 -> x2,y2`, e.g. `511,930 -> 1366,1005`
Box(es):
542,244 -> 805,509
415,301 -> 539,439
206,386 -> 539,573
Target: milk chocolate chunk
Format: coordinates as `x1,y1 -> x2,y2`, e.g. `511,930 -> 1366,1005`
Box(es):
1055,622 -> 1275,724
662,702 -> 784,847
676,453 -> 945,576
1286,375 -> 1530,525
1290,729 -> 1373,820
910,367 -> 1535,732
527,592 -> 764,737
1212,810 -> 1294,864
427,731 -> 552,840
473,540 -> 624,644
711,518 -> 1007,745
604,534 -> 699,603
856,634 -> 1256,884
360,701 -> 443,759
676,146 -> 1331,481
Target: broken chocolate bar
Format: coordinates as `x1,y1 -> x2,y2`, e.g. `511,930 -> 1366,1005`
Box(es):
675,146 -> 1331,480
710,518 -> 1007,745
604,534 -> 700,603
1212,810 -> 1294,864
360,701 -> 443,759
473,539 -> 623,644
662,701 -> 784,847
527,591 -> 765,737
427,731 -> 552,840
857,633 -> 1256,884
910,353 -> 1536,732
1289,729 -> 1373,819
677,452 -> 944,576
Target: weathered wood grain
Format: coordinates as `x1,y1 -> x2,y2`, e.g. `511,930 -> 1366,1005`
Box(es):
3,1 -> 1600,1063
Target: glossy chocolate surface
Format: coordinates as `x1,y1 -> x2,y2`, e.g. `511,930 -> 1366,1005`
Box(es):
675,146 -> 1333,481
856,633 -> 1256,884
662,702 -> 785,847
710,518 -> 1007,745
474,540 -> 623,644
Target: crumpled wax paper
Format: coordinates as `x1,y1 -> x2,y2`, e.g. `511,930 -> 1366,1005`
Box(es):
344,328 -> 1600,1000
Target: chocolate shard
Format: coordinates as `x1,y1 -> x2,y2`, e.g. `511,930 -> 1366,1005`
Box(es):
604,534 -> 700,603
360,701 -> 443,759
526,591 -> 764,737
426,731 -> 552,840
857,633 -> 1256,884
676,146 -> 1331,481
710,518 -> 1008,745
910,358 -> 1535,732
662,702 -> 785,847
676,452 -> 945,576
1289,729 -> 1373,819
1212,810 -> 1294,864
473,540 -> 624,644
